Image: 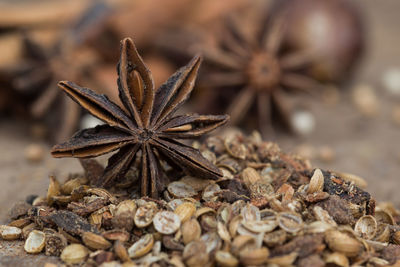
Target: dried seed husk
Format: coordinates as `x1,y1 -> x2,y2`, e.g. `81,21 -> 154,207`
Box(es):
231,235 -> 256,256
114,240 -> 130,262
175,202 -> 196,223
312,206 -> 337,226
182,218 -> 202,245
375,208 -> 395,225
60,244 -> 89,264
324,252 -> 349,267
82,232 -> 112,250
201,150 -> 217,165
128,234 -> 154,259
201,232 -> 222,254
305,221 -> 334,234
325,230 -> 362,257
368,257 -> 390,266
134,202 -> 157,228
215,250 -> 238,267
89,211 -> 103,228
307,169 -> 324,194
241,204 -> 260,222
242,219 -> 277,233
263,229 -> 287,247
374,224 -> 391,242
103,229 -> 130,242
241,167 -> 261,186
277,212 -> 303,233
0,225 -> 21,240
354,215 -> 377,240
8,218 -> 31,228
153,211 -> 181,235
51,195 -> 72,205
61,177 -> 88,195
217,221 -> 231,243
229,215 -> 243,237
195,207 -> 216,218
333,171 -> 367,189
47,176 -> 61,205
224,138 -> 246,160
202,184 -> 221,201
168,181 -> 197,198
24,230 -> 46,254
267,252 -> 297,266
22,223 -> 36,239
239,247 -> 269,266
111,200 -> 136,232
393,231 -> 400,245
180,176 -> 213,192
183,240 -> 209,267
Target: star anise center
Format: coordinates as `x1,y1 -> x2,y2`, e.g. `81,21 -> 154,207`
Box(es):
138,128 -> 155,142
247,52 -> 281,91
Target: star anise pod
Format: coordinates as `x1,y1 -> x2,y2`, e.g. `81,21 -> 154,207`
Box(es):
51,38 -> 229,198
158,4 -> 321,136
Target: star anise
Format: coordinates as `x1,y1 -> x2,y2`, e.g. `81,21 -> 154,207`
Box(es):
51,38 -> 229,198
159,4 -> 321,136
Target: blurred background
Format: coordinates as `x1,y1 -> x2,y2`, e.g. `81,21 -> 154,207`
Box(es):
0,0 -> 399,224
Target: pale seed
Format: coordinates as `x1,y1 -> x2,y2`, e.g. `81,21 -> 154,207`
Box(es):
114,240 -> 130,262
215,251 -> 238,267
134,202 -> 157,228
0,225 -> 21,240
182,218 -> 201,245
239,247 -> 269,266
82,232 -> 112,250
325,230 -> 362,257
241,167 -> 261,186
60,244 -> 89,264
153,211 -> 181,235
354,215 -> 377,240
127,233 -> 154,259
168,181 -> 196,198
24,230 -> 45,254
277,212 -> 303,233
174,202 -> 196,223
307,168 -> 324,194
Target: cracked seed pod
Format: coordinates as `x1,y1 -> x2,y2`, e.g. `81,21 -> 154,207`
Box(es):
82,232 -> 112,250
325,229 -> 362,257
24,230 -> 46,254
60,244 -> 89,264
277,0 -> 364,83
354,215 -> 377,240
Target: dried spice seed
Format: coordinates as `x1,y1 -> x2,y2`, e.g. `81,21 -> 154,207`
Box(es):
82,232 -> 112,250
51,38 -> 229,198
61,244 -> 89,264
111,200 -> 136,231
127,234 -> 154,259
325,230 -> 362,257
24,230 -> 46,254
153,211 -> 181,235
0,225 -> 22,240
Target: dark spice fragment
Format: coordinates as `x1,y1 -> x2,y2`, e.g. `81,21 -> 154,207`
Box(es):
9,201 -> 32,220
67,198 -> 107,216
47,210 -> 99,235
271,234 -> 325,258
316,195 -> 354,225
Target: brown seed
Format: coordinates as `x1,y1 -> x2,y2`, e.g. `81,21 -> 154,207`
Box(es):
47,176 -> 61,205
24,230 -> 46,254
180,176 -> 214,192
60,244 -> 89,264
112,200 -> 137,232
263,229 -> 287,247
183,240 -> 209,267
277,212 -> 303,233
354,215 -> 377,240
267,252 -> 298,266
0,225 -> 21,240
61,177 -> 88,195
114,240 -> 130,262
307,169 -> 324,194
182,218 -> 201,245
103,229 -> 130,242
82,232 -> 112,250
153,211 -> 181,235
45,232 -> 67,256
231,235 -> 256,257
325,230 -> 362,257
215,250 -> 239,267
375,208 -> 395,225
239,247 -> 269,266
127,234 -> 154,259
175,202 -> 196,223
324,252 -> 349,267
8,218 -> 31,228
202,184 -> 221,202
241,167 -> 261,186
393,231 -> 400,245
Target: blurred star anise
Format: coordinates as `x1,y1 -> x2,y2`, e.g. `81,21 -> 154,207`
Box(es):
51,38 -> 229,198
160,4 -> 321,136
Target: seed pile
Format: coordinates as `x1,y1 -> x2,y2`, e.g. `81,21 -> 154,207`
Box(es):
1,130 -> 400,266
